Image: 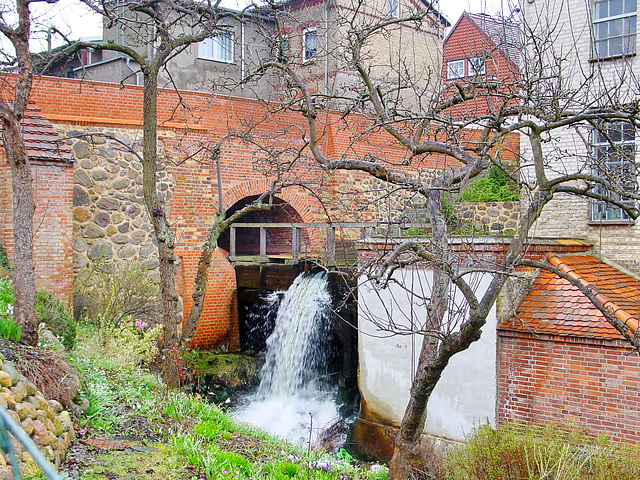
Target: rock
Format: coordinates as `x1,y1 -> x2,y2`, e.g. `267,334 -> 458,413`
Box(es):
94,211 -> 111,227
32,420 -> 51,446
73,186 -> 90,207
91,169 -> 109,181
73,141 -> 91,159
82,224 -> 105,239
2,362 -> 19,385
20,418 -> 34,436
39,330 -> 64,351
106,225 -> 117,236
112,177 -> 130,190
15,401 -> 36,420
10,382 -> 27,403
87,241 -> 113,262
74,168 -> 93,188
0,391 -> 15,408
0,466 -> 13,480
47,400 -> 63,414
118,222 -> 130,233
98,198 -> 120,210
0,372 -> 12,388
118,246 -> 136,259
52,417 -> 63,436
41,446 -> 55,461
73,238 -> 87,253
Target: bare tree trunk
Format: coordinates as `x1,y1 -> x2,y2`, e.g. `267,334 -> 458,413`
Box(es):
141,69 -> 181,386
1,118 -> 37,345
0,0 -> 39,346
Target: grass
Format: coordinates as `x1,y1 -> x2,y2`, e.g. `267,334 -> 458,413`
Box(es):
68,324 -> 388,479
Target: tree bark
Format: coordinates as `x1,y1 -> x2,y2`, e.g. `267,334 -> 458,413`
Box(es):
141,68 -> 181,386
1,118 -> 37,345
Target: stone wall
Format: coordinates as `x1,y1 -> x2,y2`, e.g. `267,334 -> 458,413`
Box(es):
61,126 -> 170,277
454,201 -> 520,233
0,355 -> 75,478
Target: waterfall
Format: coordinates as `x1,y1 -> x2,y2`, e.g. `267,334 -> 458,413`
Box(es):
235,272 -> 340,445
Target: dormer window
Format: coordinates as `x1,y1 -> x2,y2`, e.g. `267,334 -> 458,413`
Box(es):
446,59 -> 465,79
387,0 -> 400,18
303,28 -> 317,61
469,57 -> 486,76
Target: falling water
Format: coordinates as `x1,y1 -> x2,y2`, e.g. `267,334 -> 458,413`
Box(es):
235,272 -> 340,445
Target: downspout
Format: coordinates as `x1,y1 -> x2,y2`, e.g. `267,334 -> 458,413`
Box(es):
324,0 -> 329,95
124,57 -> 142,86
241,22 -> 246,90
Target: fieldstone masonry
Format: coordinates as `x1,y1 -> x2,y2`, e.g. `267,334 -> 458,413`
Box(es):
455,201 -> 520,233
0,355 -> 75,478
59,125 -> 175,278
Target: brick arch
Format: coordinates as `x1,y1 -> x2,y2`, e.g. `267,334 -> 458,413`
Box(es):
221,180 -> 322,225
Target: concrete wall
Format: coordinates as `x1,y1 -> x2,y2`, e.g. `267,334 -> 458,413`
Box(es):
357,268 -> 497,442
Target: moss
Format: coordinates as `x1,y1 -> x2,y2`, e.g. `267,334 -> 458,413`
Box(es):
77,443 -> 195,480
189,353 -> 260,389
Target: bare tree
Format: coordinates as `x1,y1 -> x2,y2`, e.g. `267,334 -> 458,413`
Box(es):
0,0 -> 63,346
253,1 -> 640,477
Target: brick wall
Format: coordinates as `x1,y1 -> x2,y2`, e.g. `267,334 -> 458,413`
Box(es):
498,330 -> 640,443
0,156 -> 74,299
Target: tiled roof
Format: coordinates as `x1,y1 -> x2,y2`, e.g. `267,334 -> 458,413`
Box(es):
467,13 -> 521,66
499,255 -> 640,340
1,101 -> 72,164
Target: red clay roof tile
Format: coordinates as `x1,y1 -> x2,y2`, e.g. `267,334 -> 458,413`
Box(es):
499,255 -> 640,339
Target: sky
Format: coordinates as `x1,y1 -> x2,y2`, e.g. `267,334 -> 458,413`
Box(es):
24,0 -> 512,52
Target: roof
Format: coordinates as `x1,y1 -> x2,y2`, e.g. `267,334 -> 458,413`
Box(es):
499,254 -> 640,340
1,101 -> 73,164
465,12 -> 521,65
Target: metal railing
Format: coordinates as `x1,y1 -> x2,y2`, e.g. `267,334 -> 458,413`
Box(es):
228,221 -> 430,262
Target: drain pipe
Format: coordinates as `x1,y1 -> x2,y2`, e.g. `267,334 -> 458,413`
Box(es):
324,1 -> 329,95
124,57 -> 142,85
241,22 -> 246,90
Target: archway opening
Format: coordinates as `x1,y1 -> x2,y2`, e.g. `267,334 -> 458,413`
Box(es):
218,195 -> 309,256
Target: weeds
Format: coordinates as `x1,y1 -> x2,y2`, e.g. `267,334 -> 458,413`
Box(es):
445,422 -> 640,480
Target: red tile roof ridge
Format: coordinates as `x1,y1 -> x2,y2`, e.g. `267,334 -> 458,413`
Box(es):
547,253 -> 639,332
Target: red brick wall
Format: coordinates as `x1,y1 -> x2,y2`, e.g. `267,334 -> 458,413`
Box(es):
498,330 -> 640,444
0,156 -> 74,299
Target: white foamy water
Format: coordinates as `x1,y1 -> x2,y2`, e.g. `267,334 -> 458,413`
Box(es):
235,272 -> 340,445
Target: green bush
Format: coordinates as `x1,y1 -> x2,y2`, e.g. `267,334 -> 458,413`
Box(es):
35,290 -> 76,349
446,422 -> 640,480
0,245 -> 10,271
459,165 -> 519,202
74,262 -> 161,328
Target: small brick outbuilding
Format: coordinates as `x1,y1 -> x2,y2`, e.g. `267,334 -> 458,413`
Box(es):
498,254 -> 640,443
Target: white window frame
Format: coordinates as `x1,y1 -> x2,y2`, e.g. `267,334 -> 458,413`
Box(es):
198,32 -> 234,63
468,56 -> 486,76
590,122 -> 637,222
387,0 -> 401,18
446,59 -> 465,79
303,27 -> 317,62
593,0 -> 637,58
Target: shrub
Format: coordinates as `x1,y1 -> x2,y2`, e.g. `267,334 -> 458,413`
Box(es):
446,422 -> 640,480
459,164 -> 519,202
0,245 -> 11,271
74,261 -> 161,328
35,290 -> 76,349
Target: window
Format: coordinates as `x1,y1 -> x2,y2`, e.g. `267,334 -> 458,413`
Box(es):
387,0 -> 400,18
591,122 -> 637,221
469,57 -> 486,76
303,28 -> 317,61
593,0 -> 637,58
198,32 -> 234,63
446,60 -> 465,79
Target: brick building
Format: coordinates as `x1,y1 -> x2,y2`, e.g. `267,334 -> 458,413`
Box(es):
443,12 -> 519,119
498,254 -> 640,443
